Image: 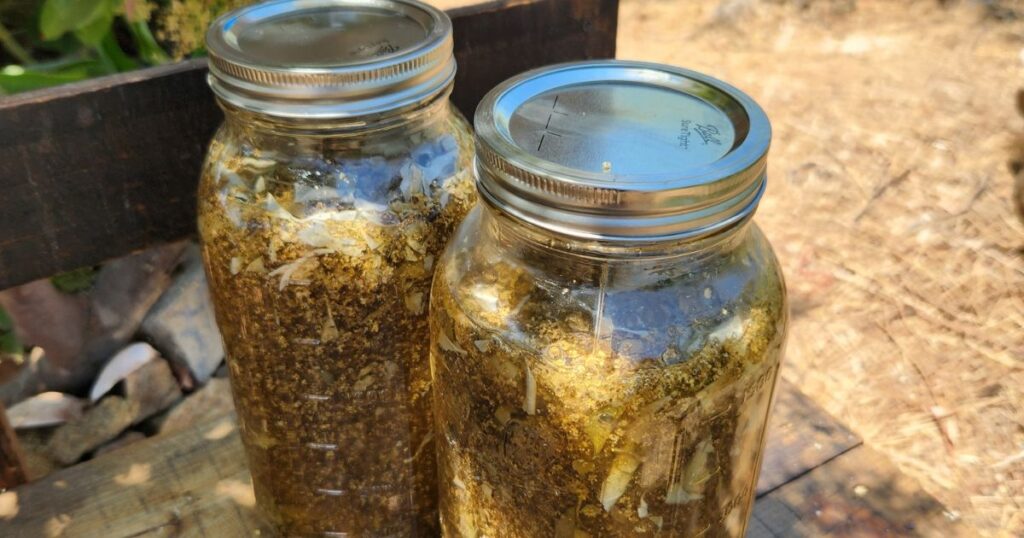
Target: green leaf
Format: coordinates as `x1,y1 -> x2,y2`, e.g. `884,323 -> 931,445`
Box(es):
50,266 -> 99,294
0,306 -> 12,333
73,10 -> 115,46
127,21 -> 169,66
0,64 -> 92,93
0,306 -> 22,355
39,0 -> 115,41
25,55 -> 102,74
0,333 -> 18,355
96,31 -> 138,72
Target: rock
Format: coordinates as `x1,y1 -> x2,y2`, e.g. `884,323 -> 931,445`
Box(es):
89,342 -> 160,402
122,359 -> 182,421
16,429 -> 57,481
46,359 -> 180,465
0,242 -> 187,406
160,377 -> 234,436
0,279 -> 88,374
6,392 -> 85,429
84,241 -> 190,373
47,396 -> 136,465
94,431 -> 146,457
141,245 -> 225,383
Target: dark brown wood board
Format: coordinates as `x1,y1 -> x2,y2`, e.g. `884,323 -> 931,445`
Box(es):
0,381 -> 965,537
749,445 -> 972,537
0,402 -> 27,489
756,380 -> 860,496
0,0 -> 619,292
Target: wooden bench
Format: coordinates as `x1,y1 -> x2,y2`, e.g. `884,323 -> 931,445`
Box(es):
0,0 -> 968,535
0,380 -> 965,536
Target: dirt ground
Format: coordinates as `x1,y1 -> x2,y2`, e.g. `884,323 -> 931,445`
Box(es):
435,0 -> 1024,534
613,0 -> 1024,535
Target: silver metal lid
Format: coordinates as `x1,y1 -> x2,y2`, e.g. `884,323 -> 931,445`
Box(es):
206,0 -> 455,118
475,60 -> 772,241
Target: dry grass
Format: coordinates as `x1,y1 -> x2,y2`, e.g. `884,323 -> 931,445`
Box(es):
615,0 -> 1024,534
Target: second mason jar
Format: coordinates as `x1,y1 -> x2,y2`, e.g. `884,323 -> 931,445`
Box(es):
431,61 -> 788,536
198,1 -> 475,535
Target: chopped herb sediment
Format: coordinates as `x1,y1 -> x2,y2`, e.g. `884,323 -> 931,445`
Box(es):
430,221 -> 786,537
199,112 -> 475,536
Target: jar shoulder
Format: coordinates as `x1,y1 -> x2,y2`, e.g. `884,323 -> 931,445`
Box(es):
197,106 -> 476,234
433,210 -> 787,364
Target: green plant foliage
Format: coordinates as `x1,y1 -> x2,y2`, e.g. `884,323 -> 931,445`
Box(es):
0,63 -> 90,92
0,305 -> 21,355
39,0 -> 116,42
0,0 -> 170,95
50,266 -> 99,294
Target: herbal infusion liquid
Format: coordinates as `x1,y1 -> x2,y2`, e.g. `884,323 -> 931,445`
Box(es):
199,1 -> 474,535
430,60 -> 787,537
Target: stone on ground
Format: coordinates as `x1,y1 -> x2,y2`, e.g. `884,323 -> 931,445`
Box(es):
5,392 -> 85,429
141,245 -> 224,384
122,359 -> 182,422
47,358 -> 181,465
89,342 -> 160,402
160,377 -> 234,436
47,396 -> 136,465
0,242 -> 187,406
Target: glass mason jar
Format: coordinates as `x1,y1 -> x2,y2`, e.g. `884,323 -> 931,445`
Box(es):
430,61 -> 787,537
198,1 -> 474,535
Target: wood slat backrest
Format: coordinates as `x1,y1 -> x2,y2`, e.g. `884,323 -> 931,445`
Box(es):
0,0 -> 618,291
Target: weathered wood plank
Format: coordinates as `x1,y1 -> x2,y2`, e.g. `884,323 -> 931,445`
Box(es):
0,402 -> 27,489
448,0 -> 618,121
0,382 -> 878,536
0,0 -> 619,292
756,379 -> 860,496
751,445 -> 971,537
0,414 -> 269,536
746,513 -> 777,538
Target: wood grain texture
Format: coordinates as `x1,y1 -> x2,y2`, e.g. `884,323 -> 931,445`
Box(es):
0,382 -> 950,537
0,414 -> 270,537
0,402 -> 28,489
756,379 -> 860,496
750,445 -> 972,537
0,0 -> 619,291
448,0 -> 618,120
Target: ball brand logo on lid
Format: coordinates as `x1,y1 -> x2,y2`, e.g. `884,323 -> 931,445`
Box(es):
205,0 -> 455,118
474,60 -> 772,242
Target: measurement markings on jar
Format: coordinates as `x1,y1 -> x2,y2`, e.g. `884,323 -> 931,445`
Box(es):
299,388 -> 398,404
316,487 -> 347,497
314,482 -> 404,499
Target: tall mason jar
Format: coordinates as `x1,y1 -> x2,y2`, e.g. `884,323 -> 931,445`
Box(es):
430,61 -> 787,537
198,1 -> 474,535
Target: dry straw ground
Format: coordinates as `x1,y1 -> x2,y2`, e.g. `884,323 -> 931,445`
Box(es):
613,0 -> 1024,534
